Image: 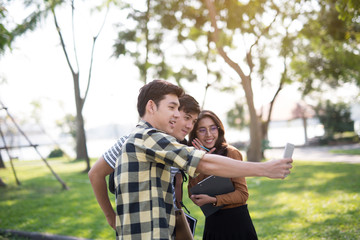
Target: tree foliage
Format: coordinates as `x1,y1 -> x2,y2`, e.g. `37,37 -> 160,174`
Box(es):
336,0 -> 360,25
0,1 -> 47,55
159,0 -> 308,161
291,0 -> 360,95
315,100 -> 354,138
2,0 -> 113,171
56,114 -> 77,140
227,101 -> 246,130
112,0 -> 197,86
111,0 -> 315,161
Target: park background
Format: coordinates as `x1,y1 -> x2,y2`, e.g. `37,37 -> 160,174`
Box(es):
1,0 -> 360,239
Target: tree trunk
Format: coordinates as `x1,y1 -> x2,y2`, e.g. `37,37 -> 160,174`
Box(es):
261,121 -> 269,159
246,119 -> 262,162
204,0 -> 262,162
73,72 -> 90,171
242,76 -> 262,162
76,113 -> 90,170
302,117 -> 308,145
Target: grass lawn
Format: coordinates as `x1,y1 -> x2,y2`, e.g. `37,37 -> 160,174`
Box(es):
330,148 -> 360,155
1,158 -> 359,239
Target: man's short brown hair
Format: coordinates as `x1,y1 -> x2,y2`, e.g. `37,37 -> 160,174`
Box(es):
137,80 -> 184,117
179,94 -> 200,115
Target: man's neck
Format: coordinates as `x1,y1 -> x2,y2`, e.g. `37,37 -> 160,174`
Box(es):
141,116 -> 156,128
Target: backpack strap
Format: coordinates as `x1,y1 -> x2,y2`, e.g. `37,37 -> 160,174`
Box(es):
174,170 -> 190,214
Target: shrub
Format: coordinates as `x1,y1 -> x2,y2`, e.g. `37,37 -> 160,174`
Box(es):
47,148 -> 65,158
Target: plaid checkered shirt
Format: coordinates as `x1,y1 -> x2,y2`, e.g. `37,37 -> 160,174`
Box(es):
114,120 -> 205,240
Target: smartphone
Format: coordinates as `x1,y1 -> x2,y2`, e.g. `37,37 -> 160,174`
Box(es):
283,143 -> 295,158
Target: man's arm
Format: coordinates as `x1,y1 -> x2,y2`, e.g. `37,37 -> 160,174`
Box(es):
88,156 -> 116,230
196,154 -> 292,179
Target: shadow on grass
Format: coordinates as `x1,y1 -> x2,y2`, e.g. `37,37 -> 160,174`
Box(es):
0,169 -> 114,239
248,161 -> 360,195
300,208 -> 360,239
246,161 -> 360,239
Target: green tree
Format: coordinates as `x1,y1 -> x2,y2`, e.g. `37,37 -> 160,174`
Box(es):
336,0 -> 360,25
48,0 -> 96,170
291,102 -> 315,144
291,0 -> 360,95
56,114 -> 77,140
227,101 -> 247,131
0,1 -> 47,56
112,0 -> 197,86
147,0 -> 305,161
2,0 -> 114,171
0,6 -> 12,55
315,100 -> 354,138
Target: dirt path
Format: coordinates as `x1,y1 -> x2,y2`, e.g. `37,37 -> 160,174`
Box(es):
264,143 -> 360,164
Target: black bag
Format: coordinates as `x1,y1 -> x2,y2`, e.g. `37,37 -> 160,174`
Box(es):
108,171 -> 115,194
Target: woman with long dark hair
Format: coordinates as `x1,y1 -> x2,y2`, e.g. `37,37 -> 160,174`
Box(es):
188,110 -> 258,240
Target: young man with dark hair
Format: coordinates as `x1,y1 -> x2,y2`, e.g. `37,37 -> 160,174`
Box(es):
89,90 -> 201,233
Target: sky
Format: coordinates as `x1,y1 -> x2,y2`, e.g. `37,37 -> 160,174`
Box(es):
1,1 -> 358,150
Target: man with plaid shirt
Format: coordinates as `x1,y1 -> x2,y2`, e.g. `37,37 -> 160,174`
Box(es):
114,119 -> 204,239
89,94 -> 200,235
113,81 -> 204,239
93,80 -> 292,239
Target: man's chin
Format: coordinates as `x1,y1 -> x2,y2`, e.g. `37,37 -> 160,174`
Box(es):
164,126 -> 174,134
179,135 -> 186,141
172,134 -> 185,141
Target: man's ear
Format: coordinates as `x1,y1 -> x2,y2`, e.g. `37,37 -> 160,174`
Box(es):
146,100 -> 157,114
